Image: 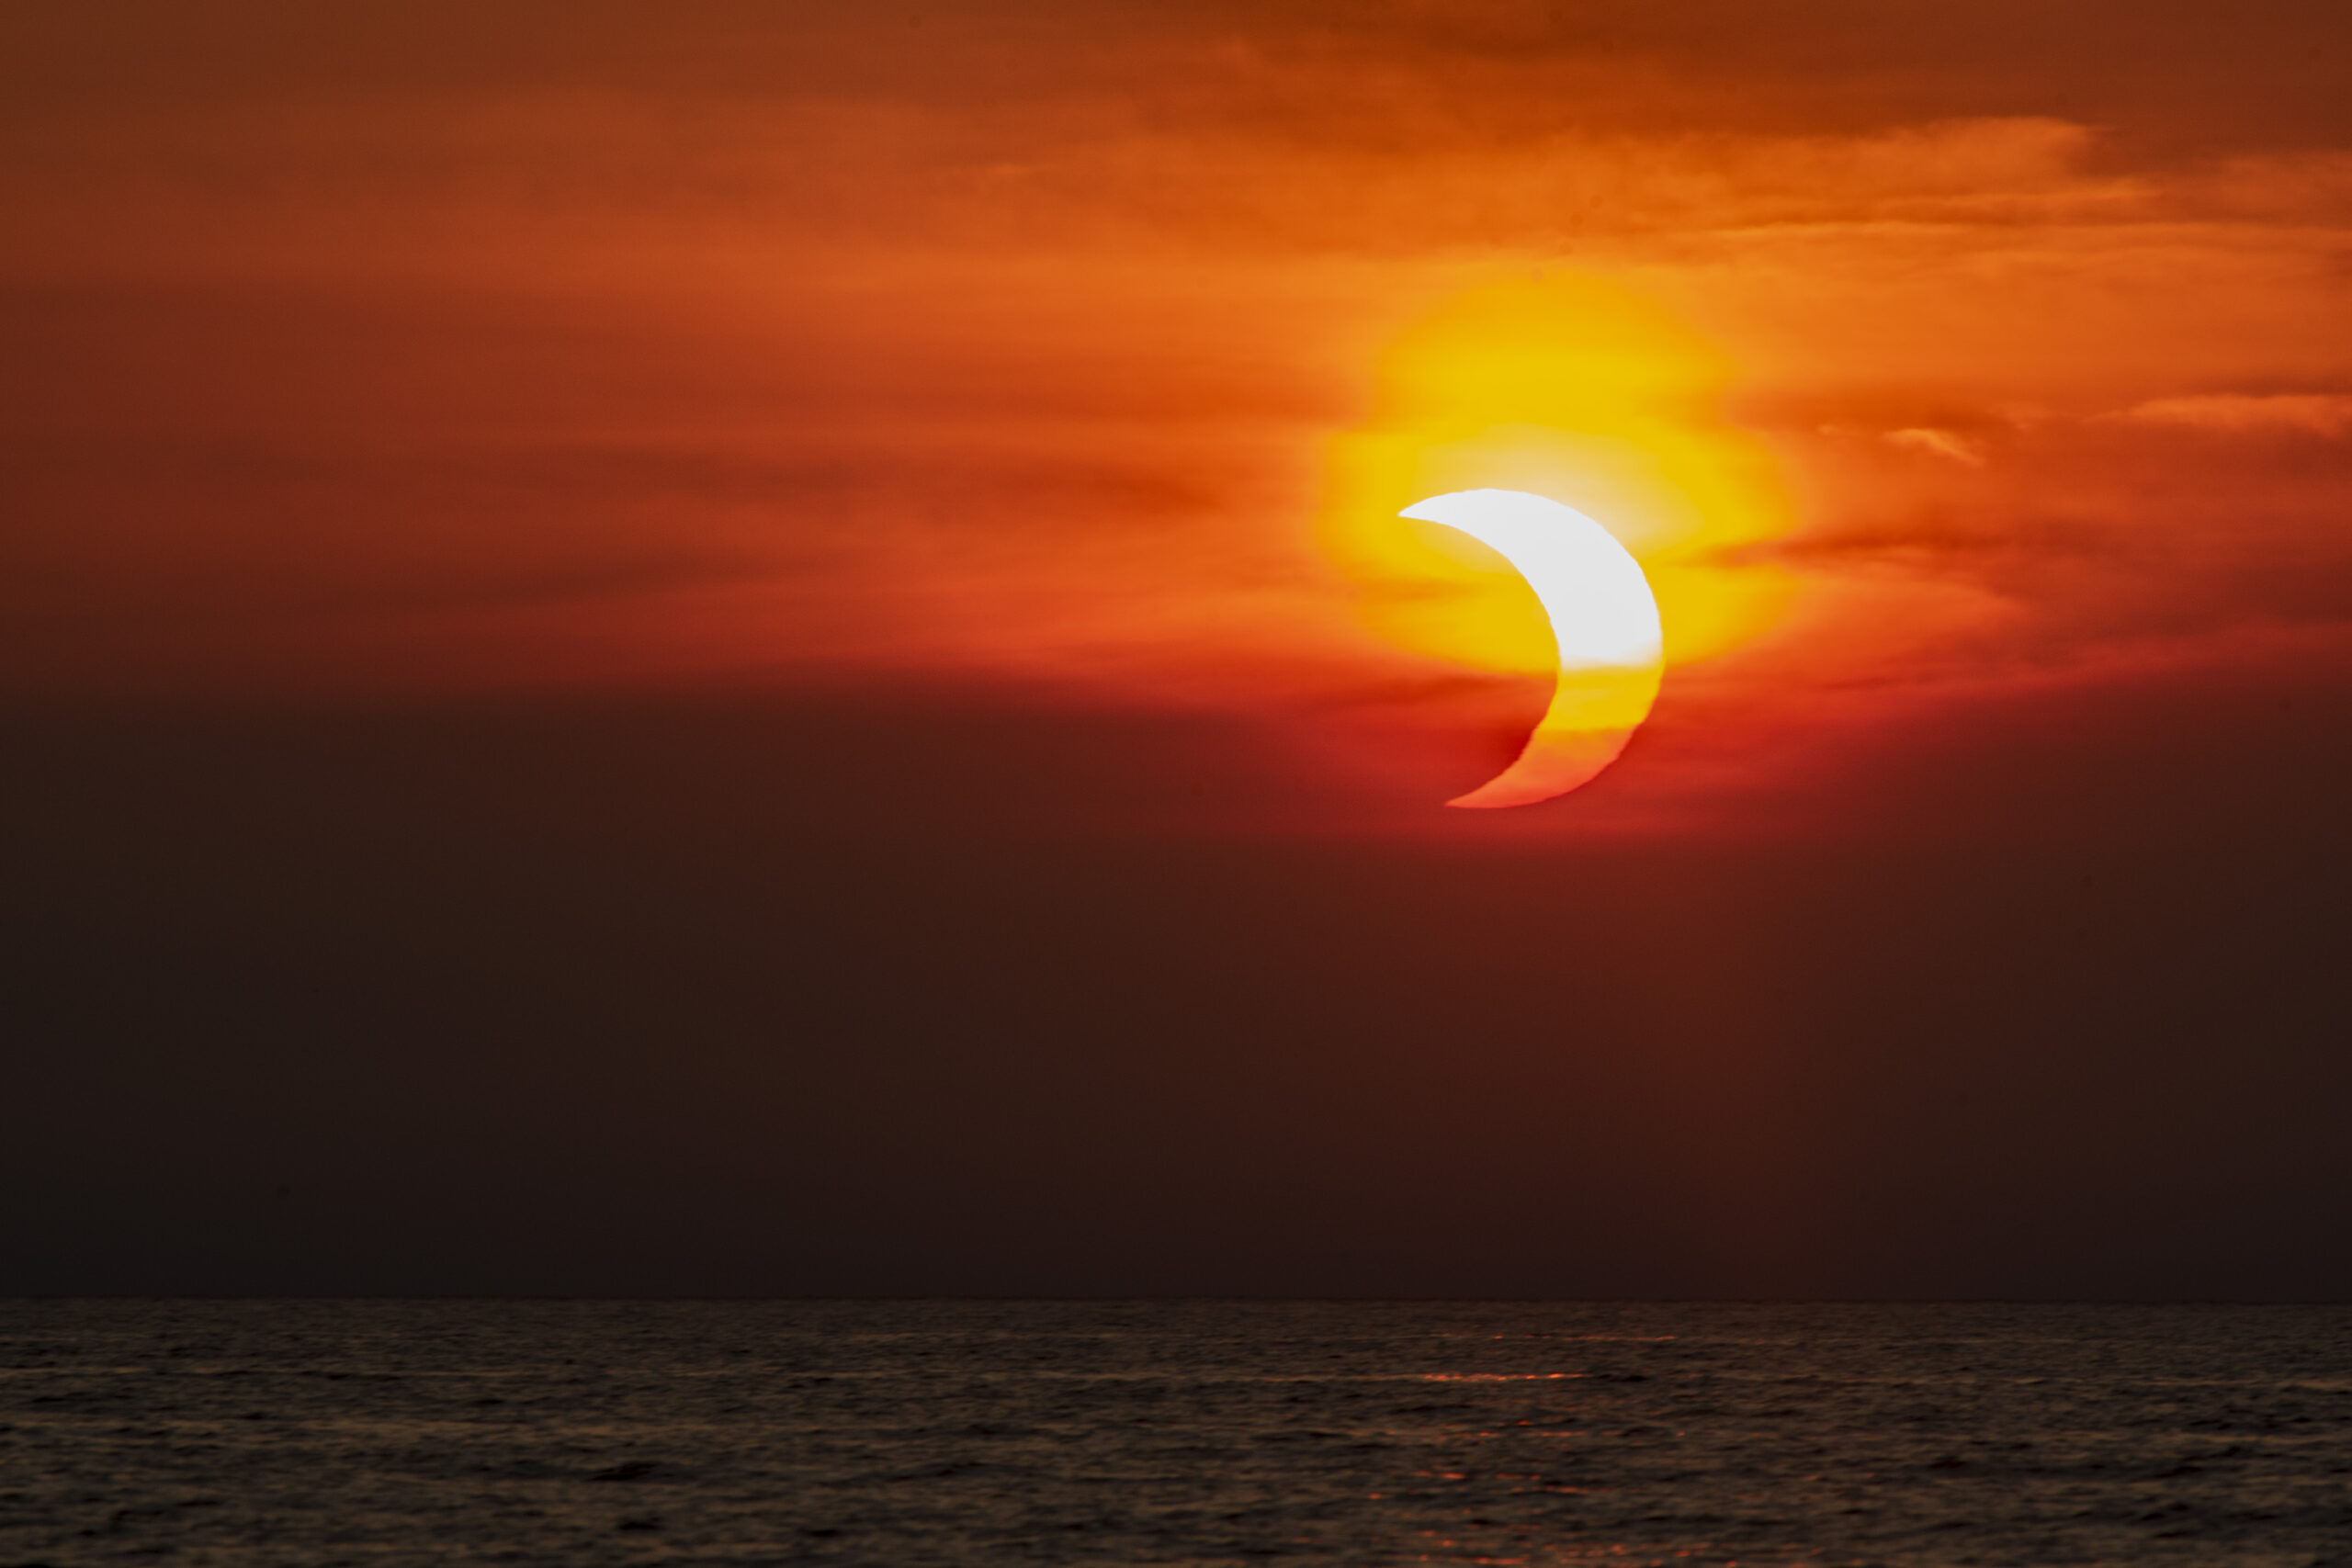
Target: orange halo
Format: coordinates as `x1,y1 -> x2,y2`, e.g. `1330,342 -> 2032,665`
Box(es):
1320,274 -> 1799,805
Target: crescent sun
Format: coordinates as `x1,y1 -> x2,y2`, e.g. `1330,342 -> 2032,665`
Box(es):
1401,489 -> 1665,809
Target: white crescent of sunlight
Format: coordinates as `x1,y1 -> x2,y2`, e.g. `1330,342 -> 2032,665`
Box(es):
1401,489 -> 1665,808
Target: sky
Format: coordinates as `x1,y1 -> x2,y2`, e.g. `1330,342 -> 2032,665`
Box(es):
6,1 -> 2352,1297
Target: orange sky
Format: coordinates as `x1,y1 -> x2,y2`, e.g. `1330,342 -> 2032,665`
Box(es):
12,3 -> 2352,1302
8,0 -> 2352,826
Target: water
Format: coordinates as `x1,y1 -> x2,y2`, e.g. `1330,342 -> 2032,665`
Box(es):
3,1301 -> 2347,1565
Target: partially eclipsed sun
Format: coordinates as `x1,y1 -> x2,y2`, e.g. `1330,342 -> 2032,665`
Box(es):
1401,490 -> 1663,807
1320,273 -> 1798,808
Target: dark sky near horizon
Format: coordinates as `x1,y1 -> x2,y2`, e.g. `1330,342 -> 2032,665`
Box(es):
6,0 -> 2352,1298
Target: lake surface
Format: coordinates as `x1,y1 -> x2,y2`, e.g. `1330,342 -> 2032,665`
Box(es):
3,1301 -> 2348,1564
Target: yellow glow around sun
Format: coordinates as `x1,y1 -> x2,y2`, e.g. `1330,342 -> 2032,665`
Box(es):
1322,274 -> 1795,678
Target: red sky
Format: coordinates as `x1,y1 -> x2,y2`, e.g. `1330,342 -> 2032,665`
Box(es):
12,3 -> 2352,784
6,2 -> 2352,1294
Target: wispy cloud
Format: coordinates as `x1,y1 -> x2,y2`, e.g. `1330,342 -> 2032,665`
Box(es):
1882,428 -> 1987,466
2114,394 -> 2352,437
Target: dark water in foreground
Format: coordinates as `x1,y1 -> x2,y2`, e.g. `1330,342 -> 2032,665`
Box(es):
3,1302 -> 2348,1566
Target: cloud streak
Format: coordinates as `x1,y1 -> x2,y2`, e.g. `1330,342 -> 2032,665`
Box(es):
2117,394 -> 2352,436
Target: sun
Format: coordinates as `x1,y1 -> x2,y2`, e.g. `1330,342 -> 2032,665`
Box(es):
1402,489 -> 1665,808
1319,273 -> 1798,802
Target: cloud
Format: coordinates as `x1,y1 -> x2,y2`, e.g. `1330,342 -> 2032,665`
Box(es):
2114,393 -> 2352,436
1882,428 -> 1987,465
